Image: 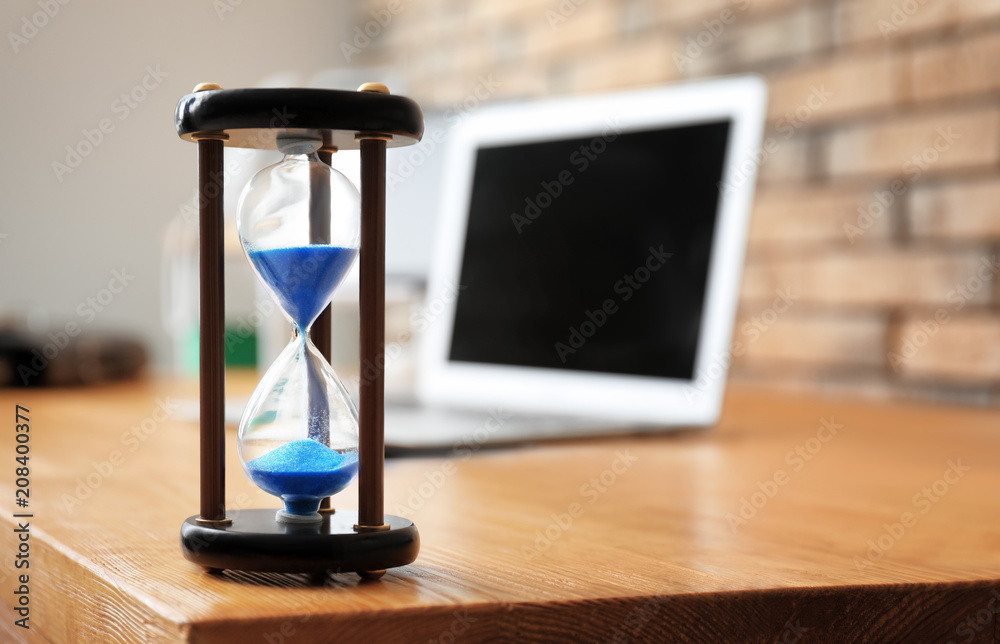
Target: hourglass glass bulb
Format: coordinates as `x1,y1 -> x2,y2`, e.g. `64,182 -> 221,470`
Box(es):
236,132 -> 361,523
238,135 -> 360,332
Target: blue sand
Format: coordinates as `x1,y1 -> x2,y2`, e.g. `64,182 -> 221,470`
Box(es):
246,439 -> 359,504
248,245 -> 358,329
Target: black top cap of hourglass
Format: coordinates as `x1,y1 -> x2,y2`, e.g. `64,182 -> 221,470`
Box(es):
175,87 -> 423,150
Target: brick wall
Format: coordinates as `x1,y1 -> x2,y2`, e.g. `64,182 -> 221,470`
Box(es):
354,0 -> 1000,403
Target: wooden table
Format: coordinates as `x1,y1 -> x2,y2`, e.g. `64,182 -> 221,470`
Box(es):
1,378 -> 999,643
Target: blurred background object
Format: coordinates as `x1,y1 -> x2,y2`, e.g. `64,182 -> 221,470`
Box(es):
3,0 -> 1000,404
0,326 -> 146,387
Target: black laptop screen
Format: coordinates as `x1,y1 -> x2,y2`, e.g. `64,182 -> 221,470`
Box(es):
447,120 -> 732,380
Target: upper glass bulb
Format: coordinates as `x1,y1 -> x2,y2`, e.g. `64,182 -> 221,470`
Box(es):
237,136 -> 361,331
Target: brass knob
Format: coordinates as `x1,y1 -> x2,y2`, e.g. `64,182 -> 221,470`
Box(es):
193,82 -> 223,92
358,82 -> 389,94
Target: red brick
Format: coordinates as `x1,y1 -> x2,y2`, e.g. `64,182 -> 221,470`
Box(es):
910,178 -> 1000,240
728,370 -> 899,400
755,132 -> 812,184
749,186 -> 893,246
888,312 -> 1000,382
823,108 -> 1000,179
469,0 -> 555,23
728,369 -> 998,403
767,53 -> 907,123
652,0 -> 737,26
522,2 -> 618,60
489,67 -> 548,99
740,250 -> 995,307
911,31 -> 1000,101
565,36 -> 679,93
836,0 -> 1000,45
734,312 -> 886,368
682,4 -> 831,76
651,0 -> 804,26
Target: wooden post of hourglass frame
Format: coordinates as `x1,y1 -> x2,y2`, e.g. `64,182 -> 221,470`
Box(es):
356,83 -> 391,534
192,82 -> 231,526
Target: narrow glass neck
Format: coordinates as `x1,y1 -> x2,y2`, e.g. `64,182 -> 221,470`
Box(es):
292,325 -> 310,344
283,151 -> 320,164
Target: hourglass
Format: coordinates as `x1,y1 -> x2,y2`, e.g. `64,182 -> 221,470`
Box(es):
238,134 -> 361,524
175,83 -> 421,577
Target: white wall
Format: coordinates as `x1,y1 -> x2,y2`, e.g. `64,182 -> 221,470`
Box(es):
0,0 -> 369,370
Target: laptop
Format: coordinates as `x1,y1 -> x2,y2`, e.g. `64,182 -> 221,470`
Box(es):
382,75 -> 768,449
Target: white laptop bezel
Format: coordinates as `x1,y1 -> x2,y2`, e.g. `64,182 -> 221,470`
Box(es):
417,76 -> 767,425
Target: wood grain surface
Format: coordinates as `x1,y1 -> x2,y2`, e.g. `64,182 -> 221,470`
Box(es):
1,376 -> 999,643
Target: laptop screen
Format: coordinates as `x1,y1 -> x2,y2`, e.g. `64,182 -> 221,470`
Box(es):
447,120 -> 732,381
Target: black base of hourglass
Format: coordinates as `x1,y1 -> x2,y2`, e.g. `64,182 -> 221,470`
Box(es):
180,511 -> 418,575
